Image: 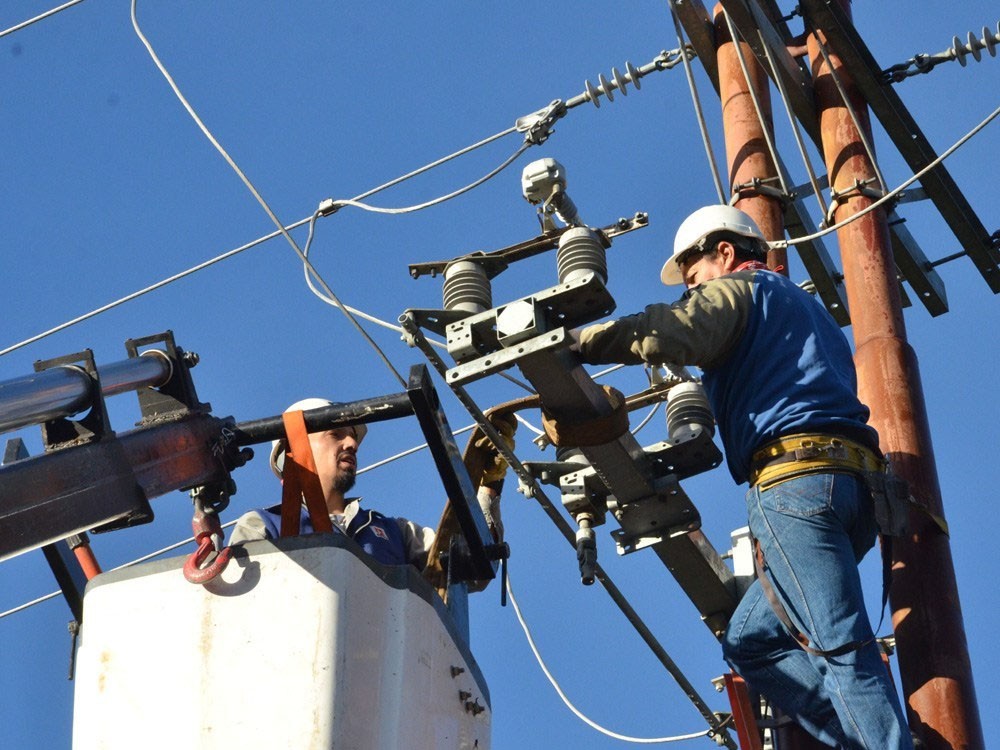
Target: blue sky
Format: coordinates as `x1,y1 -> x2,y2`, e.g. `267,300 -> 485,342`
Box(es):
2,2 -> 998,747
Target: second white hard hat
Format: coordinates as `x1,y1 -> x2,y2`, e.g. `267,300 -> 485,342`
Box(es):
269,397 -> 368,478
660,205 -> 766,285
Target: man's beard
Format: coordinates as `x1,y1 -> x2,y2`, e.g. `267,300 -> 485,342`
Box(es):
333,468 -> 356,495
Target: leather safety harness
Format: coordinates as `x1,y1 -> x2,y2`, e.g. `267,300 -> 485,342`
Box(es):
747,432 -> 908,658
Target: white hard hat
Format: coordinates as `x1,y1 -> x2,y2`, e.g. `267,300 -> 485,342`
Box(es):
269,397 -> 368,478
660,205 -> 766,285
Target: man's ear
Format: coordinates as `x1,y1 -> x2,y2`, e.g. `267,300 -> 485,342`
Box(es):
717,240 -> 738,271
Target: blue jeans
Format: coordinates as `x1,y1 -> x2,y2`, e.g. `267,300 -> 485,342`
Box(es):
722,472 -> 913,749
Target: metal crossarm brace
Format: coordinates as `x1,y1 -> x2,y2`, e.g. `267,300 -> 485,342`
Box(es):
405,365 -> 497,581
798,0 -> 999,293
674,0 -> 849,320
781,190 -> 852,325
513,344 -> 738,636
680,0 -> 952,314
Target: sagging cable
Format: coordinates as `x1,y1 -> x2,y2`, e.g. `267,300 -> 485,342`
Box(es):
130,0 -> 407,387
756,27 -> 830,219
0,0 -> 87,39
507,575 -> 713,744
772,101 -> 1000,250
666,0 -> 726,204
720,11 -> 794,203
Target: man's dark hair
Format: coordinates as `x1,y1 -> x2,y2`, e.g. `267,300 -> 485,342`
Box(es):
703,230 -> 768,263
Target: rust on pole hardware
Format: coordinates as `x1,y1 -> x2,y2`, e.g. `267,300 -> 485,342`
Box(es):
713,4 -> 787,274
807,2 -> 984,748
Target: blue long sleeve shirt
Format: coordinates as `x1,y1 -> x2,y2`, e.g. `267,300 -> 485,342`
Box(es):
578,269 -> 876,484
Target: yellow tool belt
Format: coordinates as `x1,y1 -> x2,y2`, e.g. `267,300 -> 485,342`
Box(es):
749,432 -> 884,489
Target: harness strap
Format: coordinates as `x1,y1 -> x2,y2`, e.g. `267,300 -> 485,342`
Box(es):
279,410 -> 333,537
749,433 -> 883,489
753,538 -> 874,658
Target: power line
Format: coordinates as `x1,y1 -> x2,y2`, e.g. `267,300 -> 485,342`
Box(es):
130,0 -> 408,387
666,0 -> 725,204
773,101 -> 1000,250
506,576 -> 713,744
0,64 -> 523,362
0,0 -> 86,39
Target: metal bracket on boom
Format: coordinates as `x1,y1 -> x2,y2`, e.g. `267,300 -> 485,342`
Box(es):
1,339 -> 497,598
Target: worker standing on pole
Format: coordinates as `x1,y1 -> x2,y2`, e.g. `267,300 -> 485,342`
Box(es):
570,204 -> 912,749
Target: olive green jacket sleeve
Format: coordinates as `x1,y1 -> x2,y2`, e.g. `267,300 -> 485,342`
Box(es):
577,274 -> 754,370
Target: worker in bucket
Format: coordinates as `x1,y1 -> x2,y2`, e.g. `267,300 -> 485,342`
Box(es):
569,205 -> 912,749
230,397 -> 511,570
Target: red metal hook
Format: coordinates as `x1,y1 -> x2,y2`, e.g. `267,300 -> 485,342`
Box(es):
183,532 -> 232,584
184,502 -> 232,584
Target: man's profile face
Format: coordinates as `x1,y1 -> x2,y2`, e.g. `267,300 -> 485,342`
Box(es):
680,242 -> 738,288
308,426 -> 360,496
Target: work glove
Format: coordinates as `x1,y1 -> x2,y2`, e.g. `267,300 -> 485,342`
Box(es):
475,412 -> 517,485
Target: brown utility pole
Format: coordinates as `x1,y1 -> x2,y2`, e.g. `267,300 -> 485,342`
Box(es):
714,4 -> 787,273
716,7 -> 821,748
807,2 -> 984,748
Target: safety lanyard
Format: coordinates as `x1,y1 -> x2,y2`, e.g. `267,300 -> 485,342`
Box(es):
279,410 -> 333,537
752,535 -> 890,658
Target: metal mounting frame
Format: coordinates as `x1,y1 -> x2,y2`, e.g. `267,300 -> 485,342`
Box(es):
405,365 -> 498,583
675,0 -> 965,318
32,349 -> 112,449
798,0 -> 1000,293
125,330 -> 210,422
610,474 -> 702,555
510,341 -> 739,636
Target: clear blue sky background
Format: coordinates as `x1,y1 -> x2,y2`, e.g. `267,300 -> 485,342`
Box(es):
2,2 -> 998,748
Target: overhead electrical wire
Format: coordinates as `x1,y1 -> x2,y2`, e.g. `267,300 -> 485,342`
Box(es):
720,10 -> 794,201
129,0 -> 408,388
0,31 -> 693,361
0,49 -> 526,362
0,128 -> 530,360
666,0 -> 726,204
0,528 -> 210,620
314,143 -> 530,218
755,27 -> 831,219
810,35 -> 889,197
0,0 -> 86,38
772,101 -> 1000,251
506,576 -> 713,744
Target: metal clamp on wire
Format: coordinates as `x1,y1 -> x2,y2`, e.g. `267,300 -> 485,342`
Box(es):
823,178 -> 890,227
183,486 -> 233,584
515,100 -> 567,145
728,176 -> 790,207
